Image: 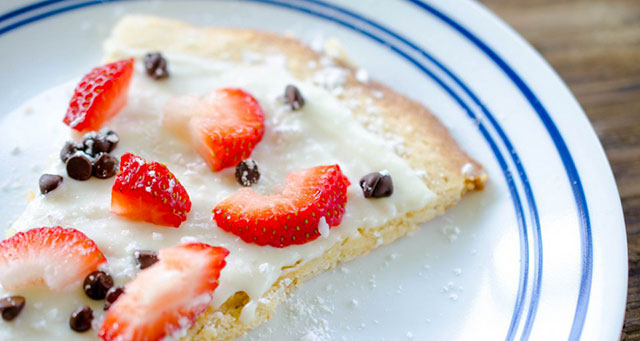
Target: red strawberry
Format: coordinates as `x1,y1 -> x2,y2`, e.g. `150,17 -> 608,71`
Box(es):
98,243 -> 228,341
0,227 -> 106,292
111,153 -> 191,228
164,88 -> 265,171
63,58 -> 134,132
214,165 -> 350,247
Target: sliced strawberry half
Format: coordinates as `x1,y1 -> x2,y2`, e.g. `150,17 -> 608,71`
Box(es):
111,153 -> 191,228
98,243 -> 228,341
0,227 -> 106,292
214,165 -> 350,247
63,58 -> 134,132
164,88 -> 265,171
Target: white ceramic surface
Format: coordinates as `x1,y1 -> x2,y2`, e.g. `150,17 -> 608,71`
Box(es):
0,1 -> 626,340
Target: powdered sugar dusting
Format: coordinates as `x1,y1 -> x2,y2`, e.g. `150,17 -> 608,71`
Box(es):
355,68 -> 369,83
441,224 -> 461,243
461,162 -> 475,176
256,295 -> 334,341
318,217 -> 330,238
312,65 -> 348,94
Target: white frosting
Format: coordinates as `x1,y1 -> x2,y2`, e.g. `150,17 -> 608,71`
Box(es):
1,51 -> 433,339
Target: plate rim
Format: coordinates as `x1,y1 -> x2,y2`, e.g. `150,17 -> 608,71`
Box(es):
0,0 -> 627,339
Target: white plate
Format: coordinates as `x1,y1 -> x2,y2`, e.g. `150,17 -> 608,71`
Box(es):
0,0 -> 627,340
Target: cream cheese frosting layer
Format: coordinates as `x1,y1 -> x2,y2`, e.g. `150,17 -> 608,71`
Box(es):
2,52 -> 433,339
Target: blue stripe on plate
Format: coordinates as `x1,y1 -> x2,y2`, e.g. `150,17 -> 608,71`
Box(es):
0,0 -> 126,35
405,1 -> 592,339
0,0 -> 65,24
282,1 -> 542,338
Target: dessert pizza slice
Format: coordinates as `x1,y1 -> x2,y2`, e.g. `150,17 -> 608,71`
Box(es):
0,15 -> 486,340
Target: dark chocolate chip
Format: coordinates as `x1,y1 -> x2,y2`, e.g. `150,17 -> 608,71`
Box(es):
66,154 -> 93,181
60,141 -> 83,163
83,271 -> 114,300
134,250 -> 158,270
93,153 -> 118,179
94,137 -> 112,155
82,133 -> 110,157
39,174 -> 63,194
104,130 -> 119,152
359,171 -> 393,198
69,306 -> 93,332
103,286 -> 124,311
81,130 -> 119,156
284,85 -> 305,110
144,52 -> 169,80
235,159 -> 260,187
0,296 -> 25,321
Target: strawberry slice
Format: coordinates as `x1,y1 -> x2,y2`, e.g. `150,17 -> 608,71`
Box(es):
164,88 -> 265,171
214,165 -> 350,247
0,227 -> 106,292
63,58 -> 134,132
98,243 -> 228,341
111,153 -> 191,228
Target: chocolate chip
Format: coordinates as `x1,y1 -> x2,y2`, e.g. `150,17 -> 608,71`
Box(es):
81,130 -> 119,157
104,130 -> 119,152
134,250 -> 158,270
103,286 -> 124,311
83,271 -> 114,300
285,85 -> 305,110
81,133 -> 108,157
66,154 -> 92,181
359,171 -> 393,198
0,296 -> 25,321
69,306 -> 93,332
93,153 -> 118,179
144,52 -> 169,80
39,174 -> 63,194
235,159 -> 260,187
60,141 -> 83,163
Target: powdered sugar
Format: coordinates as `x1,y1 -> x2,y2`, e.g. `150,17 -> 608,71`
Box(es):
285,296 -> 335,341
461,162 -> 475,176
355,68 -> 369,83
318,217 -> 330,238
440,224 -> 461,243
312,66 -> 348,93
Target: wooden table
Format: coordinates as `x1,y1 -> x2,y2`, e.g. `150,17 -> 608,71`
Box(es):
479,0 -> 640,338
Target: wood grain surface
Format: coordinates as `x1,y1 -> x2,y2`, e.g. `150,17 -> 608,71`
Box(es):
478,0 -> 640,339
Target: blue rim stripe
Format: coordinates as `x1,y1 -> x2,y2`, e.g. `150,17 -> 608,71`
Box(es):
287,1 -> 542,337
0,1 -> 117,35
0,0 -> 64,23
405,1 -> 592,339
247,6 -> 530,338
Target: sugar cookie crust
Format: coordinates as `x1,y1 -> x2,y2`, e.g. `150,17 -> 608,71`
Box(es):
104,15 -> 487,340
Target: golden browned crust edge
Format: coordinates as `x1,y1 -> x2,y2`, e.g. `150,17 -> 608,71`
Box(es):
104,15 -> 488,340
